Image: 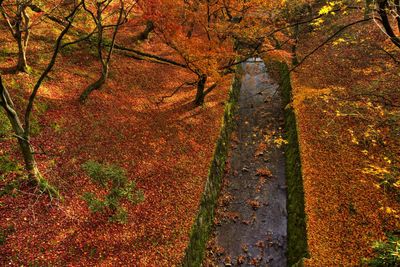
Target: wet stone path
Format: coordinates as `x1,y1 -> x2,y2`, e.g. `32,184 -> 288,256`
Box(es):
205,59 -> 287,267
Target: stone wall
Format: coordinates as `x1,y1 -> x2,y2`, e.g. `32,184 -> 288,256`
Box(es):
279,63 -> 309,267
181,68 -> 242,267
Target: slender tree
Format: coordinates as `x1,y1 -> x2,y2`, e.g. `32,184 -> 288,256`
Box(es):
79,0 -> 134,103
0,1 -> 71,72
0,1 -> 82,197
0,0 -> 34,72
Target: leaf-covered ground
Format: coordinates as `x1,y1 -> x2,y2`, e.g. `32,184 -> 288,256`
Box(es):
292,12 -> 400,266
0,25 -> 231,265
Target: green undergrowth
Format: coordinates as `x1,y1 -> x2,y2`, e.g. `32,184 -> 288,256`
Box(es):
0,155 -> 23,197
0,109 -> 12,137
278,62 -> 309,266
181,67 -> 242,266
82,160 -> 144,224
364,233 -> 400,266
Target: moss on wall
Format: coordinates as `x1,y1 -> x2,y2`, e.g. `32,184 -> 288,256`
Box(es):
181,68 -> 242,267
278,62 -> 309,267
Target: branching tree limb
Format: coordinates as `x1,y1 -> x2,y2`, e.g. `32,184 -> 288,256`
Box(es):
157,81 -> 197,104
290,17 -> 373,73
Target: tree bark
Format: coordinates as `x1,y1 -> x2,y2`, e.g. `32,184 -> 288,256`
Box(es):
195,74 -> 207,105
79,69 -> 107,103
16,36 -> 29,72
17,6 -> 30,73
18,137 -> 41,180
136,20 -> 154,41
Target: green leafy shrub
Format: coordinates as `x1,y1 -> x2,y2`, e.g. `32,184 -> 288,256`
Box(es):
82,161 -> 144,223
365,234 -> 400,266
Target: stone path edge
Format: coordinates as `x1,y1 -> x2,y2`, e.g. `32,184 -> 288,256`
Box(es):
277,62 -> 309,267
181,66 -> 242,267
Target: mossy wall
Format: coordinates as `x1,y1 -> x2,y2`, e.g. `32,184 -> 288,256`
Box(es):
181,68 -> 242,267
278,62 -> 309,266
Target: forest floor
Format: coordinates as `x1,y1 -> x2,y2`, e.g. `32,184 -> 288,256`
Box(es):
0,23 -> 232,265
203,59 -> 287,267
289,11 -> 400,266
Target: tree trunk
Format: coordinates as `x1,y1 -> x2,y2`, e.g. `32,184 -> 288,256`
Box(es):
136,20 -> 154,41
8,116 -> 39,182
195,75 -> 207,105
18,137 -> 40,179
1,78 -> 35,174
14,5 -> 30,73
79,68 -> 108,103
0,77 -> 40,181
17,132 -> 59,197
0,2 -> 80,199
1,76 -> 59,198
16,37 -> 29,73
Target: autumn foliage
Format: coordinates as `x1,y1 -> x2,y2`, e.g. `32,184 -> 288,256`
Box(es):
0,0 -> 400,265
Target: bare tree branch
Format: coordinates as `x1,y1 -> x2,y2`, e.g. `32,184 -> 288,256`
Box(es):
290,17 -> 373,73
24,2 -> 83,133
